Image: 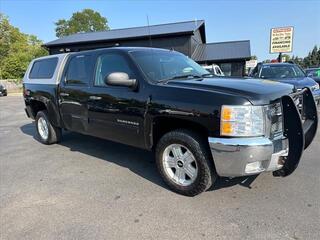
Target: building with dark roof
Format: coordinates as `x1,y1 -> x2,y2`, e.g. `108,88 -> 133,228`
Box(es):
44,20 -> 251,76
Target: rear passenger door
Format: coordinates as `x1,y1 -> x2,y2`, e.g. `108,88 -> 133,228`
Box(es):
59,53 -> 94,133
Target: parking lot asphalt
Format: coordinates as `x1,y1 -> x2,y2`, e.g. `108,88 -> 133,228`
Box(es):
0,96 -> 319,240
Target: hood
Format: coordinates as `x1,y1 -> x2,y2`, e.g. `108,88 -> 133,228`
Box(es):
267,77 -> 317,90
165,77 -> 294,105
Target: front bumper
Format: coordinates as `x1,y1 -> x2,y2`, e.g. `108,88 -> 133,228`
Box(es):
209,136 -> 288,177
209,88 -> 318,178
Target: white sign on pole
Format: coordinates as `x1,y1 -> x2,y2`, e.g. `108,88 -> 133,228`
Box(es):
246,60 -> 258,68
270,27 -> 294,53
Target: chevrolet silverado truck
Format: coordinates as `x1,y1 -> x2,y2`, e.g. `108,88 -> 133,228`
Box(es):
23,47 -> 318,196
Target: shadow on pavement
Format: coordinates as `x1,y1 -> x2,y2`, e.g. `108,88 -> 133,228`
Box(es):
20,123 -> 259,193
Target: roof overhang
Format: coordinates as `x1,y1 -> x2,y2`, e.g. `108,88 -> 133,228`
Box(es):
192,40 -> 251,62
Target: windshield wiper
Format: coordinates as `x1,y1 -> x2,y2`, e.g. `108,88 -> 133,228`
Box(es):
159,74 -> 202,83
170,74 -> 202,80
201,73 -> 214,77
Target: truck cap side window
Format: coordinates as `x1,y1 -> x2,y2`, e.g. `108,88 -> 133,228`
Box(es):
94,53 -> 135,86
29,57 -> 58,79
65,55 -> 92,85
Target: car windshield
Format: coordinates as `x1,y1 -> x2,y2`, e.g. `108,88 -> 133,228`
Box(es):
260,65 -> 306,79
130,50 -> 210,82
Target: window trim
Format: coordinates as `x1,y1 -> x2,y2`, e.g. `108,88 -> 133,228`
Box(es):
28,57 -> 58,79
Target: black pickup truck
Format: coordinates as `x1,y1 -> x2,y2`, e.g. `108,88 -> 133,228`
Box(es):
23,47 -> 318,196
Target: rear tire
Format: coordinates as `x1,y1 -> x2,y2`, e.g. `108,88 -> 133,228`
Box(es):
35,110 -> 61,145
155,129 -> 216,196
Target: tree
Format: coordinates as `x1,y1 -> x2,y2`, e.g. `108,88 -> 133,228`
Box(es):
263,45 -> 320,68
0,13 -> 47,80
250,55 -> 257,60
282,54 -> 291,62
309,46 -> 319,66
55,9 -> 109,38
302,46 -> 320,68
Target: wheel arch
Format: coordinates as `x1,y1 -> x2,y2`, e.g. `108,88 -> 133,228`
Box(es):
28,97 -> 61,127
150,116 -> 209,150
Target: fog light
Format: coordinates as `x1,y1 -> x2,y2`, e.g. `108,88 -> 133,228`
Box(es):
245,161 -> 263,173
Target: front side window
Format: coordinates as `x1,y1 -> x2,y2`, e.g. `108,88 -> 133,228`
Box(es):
130,50 -> 209,82
94,53 -> 134,86
260,65 -> 306,79
29,57 -> 58,79
66,54 -> 92,85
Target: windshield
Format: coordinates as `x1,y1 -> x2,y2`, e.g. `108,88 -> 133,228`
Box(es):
260,65 -> 306,79
130,50 -> 209,82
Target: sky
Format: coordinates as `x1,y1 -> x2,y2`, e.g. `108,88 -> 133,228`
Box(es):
1,0 -> 319,61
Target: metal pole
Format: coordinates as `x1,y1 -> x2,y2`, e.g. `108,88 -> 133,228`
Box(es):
278,52 -> 282,63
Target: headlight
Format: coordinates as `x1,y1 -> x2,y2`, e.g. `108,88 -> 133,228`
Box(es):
312,83 -> 319,91
220,105 -> 265,137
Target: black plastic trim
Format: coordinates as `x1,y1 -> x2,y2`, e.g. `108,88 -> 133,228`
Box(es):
273,88 -> 318,177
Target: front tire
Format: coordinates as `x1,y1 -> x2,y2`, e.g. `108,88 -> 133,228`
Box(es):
35,110 -> 61,145
155,129 -> 216,196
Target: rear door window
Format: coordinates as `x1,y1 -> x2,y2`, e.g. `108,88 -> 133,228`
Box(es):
29,57 -> 58,79
65,54 -> 93,85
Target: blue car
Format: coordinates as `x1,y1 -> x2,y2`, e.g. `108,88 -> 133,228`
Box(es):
249,62 -> 320,105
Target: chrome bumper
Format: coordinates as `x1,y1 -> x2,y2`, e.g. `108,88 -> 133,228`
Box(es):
208,136 -> 288,177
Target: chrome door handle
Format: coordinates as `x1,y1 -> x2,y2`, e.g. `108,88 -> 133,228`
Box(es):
60,92 -> 69,97
89,96 -> 102,100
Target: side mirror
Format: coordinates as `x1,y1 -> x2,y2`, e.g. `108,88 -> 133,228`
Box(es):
307,73 -> 313,78
104,72 -> 137,88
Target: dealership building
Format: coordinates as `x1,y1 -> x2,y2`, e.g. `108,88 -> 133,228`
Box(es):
44,20 -> 251,76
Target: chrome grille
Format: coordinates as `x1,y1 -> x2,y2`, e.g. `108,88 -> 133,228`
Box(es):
265,101 -> 283,139
292,93 -> 303,111
270,102 -> 283,137
289,89 -> 306,120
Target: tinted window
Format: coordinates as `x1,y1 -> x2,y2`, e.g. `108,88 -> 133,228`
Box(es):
66,55 -> 92,85
29,58 -> 58,79
94,53 -> 134,86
